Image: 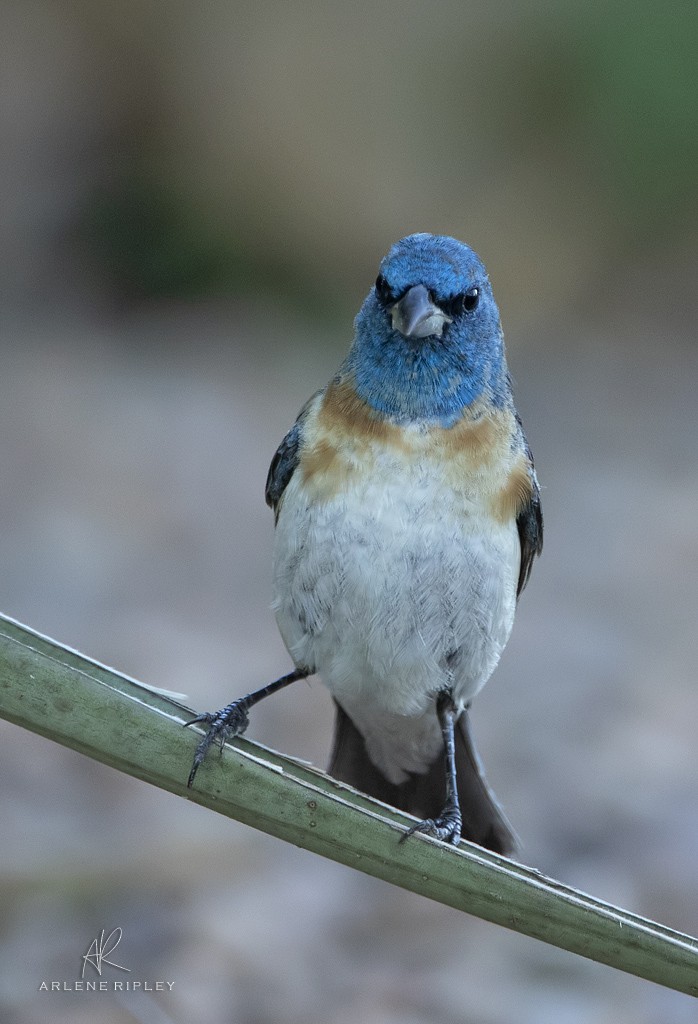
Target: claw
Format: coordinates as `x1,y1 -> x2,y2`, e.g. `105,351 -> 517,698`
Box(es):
183,712 -> 215,729
400,809 -> 462,846
183,669 -> 307,789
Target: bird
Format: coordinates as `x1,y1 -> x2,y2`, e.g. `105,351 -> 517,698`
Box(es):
186,232 -> 542,854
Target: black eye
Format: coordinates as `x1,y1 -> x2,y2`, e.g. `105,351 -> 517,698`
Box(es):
442,287 -> 479,319
462,287 -> 479,312
374,274 -> 394,307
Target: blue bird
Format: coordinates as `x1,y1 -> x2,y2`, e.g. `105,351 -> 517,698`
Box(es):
186,233 -> 543,853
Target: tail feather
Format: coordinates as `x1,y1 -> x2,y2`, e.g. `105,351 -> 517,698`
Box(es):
328,700 -> 517,856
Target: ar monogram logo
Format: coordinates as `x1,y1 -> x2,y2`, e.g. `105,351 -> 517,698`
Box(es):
38,926 -> 174,993
81,928 -> 131,979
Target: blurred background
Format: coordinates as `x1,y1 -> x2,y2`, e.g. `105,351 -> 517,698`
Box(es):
1,1 -> 697,1021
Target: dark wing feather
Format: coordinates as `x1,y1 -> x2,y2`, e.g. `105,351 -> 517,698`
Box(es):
514,415 -> 543,597
265,390 -> 321,521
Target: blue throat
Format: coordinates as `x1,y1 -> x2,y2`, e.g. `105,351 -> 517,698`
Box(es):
342,295 -> 511,427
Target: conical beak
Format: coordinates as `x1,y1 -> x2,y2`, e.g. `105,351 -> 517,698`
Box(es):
390,284 -> 451,339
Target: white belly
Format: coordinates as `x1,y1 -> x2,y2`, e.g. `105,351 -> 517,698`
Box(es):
271,459 -> 519,783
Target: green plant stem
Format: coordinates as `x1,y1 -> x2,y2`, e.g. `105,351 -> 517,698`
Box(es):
0,612 -> 696,996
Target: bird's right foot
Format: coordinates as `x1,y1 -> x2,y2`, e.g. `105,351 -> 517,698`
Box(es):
184,699 -> 250,788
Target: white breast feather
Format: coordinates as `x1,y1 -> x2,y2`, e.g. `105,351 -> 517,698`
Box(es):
271,444 -> 520,784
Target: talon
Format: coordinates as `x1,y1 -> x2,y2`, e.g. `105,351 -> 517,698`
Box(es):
185,700 -> 251,788
400,818 -> 435,844
400,810 -> 462,846
183,712 -> 215,729
187,751 -> 205,789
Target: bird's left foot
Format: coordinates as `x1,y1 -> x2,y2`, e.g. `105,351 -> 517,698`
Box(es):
400,806 -> 462,846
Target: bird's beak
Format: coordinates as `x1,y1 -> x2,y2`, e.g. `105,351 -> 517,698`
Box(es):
390,284 -> 452,339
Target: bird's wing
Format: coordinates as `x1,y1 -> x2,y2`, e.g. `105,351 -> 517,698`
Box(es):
515,415 -> 543,597
265,390 -> 322,521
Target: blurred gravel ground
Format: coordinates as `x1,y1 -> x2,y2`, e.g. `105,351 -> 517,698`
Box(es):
0,287 -> 697,1024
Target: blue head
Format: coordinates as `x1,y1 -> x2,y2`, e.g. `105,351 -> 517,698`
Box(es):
342,233 -> 511,426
